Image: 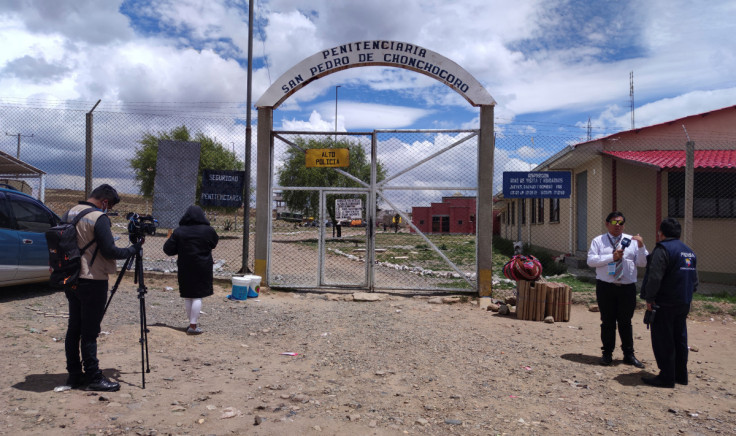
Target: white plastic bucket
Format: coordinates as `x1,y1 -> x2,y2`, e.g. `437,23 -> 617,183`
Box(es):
231,276 -> 251,300
246,275 -> 261,298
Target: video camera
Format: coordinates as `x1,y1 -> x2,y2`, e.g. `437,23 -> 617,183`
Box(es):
127,212 -> 158,243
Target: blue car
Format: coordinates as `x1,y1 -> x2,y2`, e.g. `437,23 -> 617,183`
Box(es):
0,186 -> 61,286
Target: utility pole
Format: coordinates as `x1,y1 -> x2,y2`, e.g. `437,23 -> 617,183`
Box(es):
587,117 -> 592,141
242,0 -> 254,274
5,132 -> 34,159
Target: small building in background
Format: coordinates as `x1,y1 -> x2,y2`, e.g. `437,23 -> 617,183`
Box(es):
411,195 -> 476,234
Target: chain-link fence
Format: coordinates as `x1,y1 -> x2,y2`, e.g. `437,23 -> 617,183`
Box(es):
0,103 -> 255,278
2,101 -> 734,289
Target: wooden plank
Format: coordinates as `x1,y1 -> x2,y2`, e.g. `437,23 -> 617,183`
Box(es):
545,283 -> 554,319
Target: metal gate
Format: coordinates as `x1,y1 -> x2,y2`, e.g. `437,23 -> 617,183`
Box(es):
269,129 -> 479,293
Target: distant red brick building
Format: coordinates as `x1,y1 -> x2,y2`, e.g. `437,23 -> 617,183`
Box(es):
411,196 -> 477,234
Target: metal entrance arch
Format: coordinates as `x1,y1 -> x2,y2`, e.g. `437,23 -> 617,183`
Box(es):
268,129 -> 482,293
255,40 -> 496,296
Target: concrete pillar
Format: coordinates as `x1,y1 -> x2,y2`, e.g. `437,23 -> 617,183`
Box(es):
254,107 -> 273,282
477,105 -> 495,297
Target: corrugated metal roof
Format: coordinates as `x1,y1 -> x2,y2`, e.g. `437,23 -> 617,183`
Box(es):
603,150 -> 736,169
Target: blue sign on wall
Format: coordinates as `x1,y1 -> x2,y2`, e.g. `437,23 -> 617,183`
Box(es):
502,171 -> 571,198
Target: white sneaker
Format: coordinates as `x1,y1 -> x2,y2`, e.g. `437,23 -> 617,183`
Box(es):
186,327 -> 203,335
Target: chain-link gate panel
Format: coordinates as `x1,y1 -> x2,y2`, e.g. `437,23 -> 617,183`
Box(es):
373,130 -> 479,292
269,129 -> 480,292
270,132 -> 373,289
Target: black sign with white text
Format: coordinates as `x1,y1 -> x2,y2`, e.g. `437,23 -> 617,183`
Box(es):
200,169 -> 246,208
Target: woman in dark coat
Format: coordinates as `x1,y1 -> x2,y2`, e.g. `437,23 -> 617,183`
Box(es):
163,205 -> 219,335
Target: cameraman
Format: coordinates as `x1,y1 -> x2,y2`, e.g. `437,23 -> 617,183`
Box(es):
640,218 -> 698,388
63,184 -> 142,392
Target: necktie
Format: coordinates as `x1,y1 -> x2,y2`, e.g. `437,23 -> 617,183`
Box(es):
614,235 -> 624,280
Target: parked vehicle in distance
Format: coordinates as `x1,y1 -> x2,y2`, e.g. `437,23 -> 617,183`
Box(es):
278,211 -> 303,223
0,186 -> 61,287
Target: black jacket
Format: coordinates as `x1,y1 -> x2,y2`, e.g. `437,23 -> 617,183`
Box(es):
163,206 -> 219,298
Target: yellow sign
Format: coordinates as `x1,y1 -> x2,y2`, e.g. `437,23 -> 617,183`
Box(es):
305,148 -> 349,168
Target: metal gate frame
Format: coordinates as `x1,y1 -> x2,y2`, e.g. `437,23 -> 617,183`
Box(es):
268,129 -> 480,293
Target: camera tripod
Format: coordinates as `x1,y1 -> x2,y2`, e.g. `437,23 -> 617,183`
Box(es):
103,242 -> 151,389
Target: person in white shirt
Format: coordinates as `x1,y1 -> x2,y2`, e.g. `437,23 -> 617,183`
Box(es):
587,211 -> 648,368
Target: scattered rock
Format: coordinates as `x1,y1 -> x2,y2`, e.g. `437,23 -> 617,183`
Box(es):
544,316 -> 555,323
254,415 -> 264,425
487,303 -> 500,312
588,305 -> 599,312
347,413 -> 361,421
221,407 -> 241,419
445,419 -> 463,425
505,296 -> 517,306
498,304 -> 510,315
353,293 -> 385,302
689,345 -> 699,352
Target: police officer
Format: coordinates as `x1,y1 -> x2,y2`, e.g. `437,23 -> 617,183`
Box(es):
640,218 -> 698,388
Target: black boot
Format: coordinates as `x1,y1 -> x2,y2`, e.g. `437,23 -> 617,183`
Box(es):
85,373 -> 120,392
600,353 -> 613,366
623,354 -> 645,368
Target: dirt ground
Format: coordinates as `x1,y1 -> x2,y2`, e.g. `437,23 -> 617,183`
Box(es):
2,276 -> 735,436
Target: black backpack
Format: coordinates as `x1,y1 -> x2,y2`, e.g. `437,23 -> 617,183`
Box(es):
45,208 -> 98,289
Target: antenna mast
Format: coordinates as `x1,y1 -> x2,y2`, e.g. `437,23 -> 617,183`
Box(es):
629,71 -> 635,130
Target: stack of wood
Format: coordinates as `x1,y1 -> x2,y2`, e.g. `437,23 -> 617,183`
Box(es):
516,280 -> 544,321
516,280 -> 572,322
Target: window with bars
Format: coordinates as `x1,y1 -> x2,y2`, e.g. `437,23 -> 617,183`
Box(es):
537,198 -> 544,224
668,171 -> 736,218
549,198 -> 560,222
521,199 -> 526,224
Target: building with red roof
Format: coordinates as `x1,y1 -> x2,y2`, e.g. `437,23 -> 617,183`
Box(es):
496,105 -> 736,284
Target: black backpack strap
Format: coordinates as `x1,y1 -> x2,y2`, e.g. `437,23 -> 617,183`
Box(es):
71,208 -> 99,265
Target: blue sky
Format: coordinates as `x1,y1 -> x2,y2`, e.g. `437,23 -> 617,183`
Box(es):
1,0 -> 735,193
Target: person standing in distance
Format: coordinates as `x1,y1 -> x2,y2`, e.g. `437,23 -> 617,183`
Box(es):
587,211 -> 648,367
163,205 -> 219,335
64,184 -> 142,391
640,218 -> 698,388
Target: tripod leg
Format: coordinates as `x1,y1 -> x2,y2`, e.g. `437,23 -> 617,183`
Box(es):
139,296 -> 146,389
134,251 -> 151,389
102,253 -> 134,319
140,290 -> 150,373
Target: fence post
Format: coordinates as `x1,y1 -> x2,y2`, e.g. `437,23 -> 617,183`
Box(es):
683,140 -> 695,245
85,99 -> 101,197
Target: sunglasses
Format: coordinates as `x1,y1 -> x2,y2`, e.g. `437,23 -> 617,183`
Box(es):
609,219 -> 625,225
